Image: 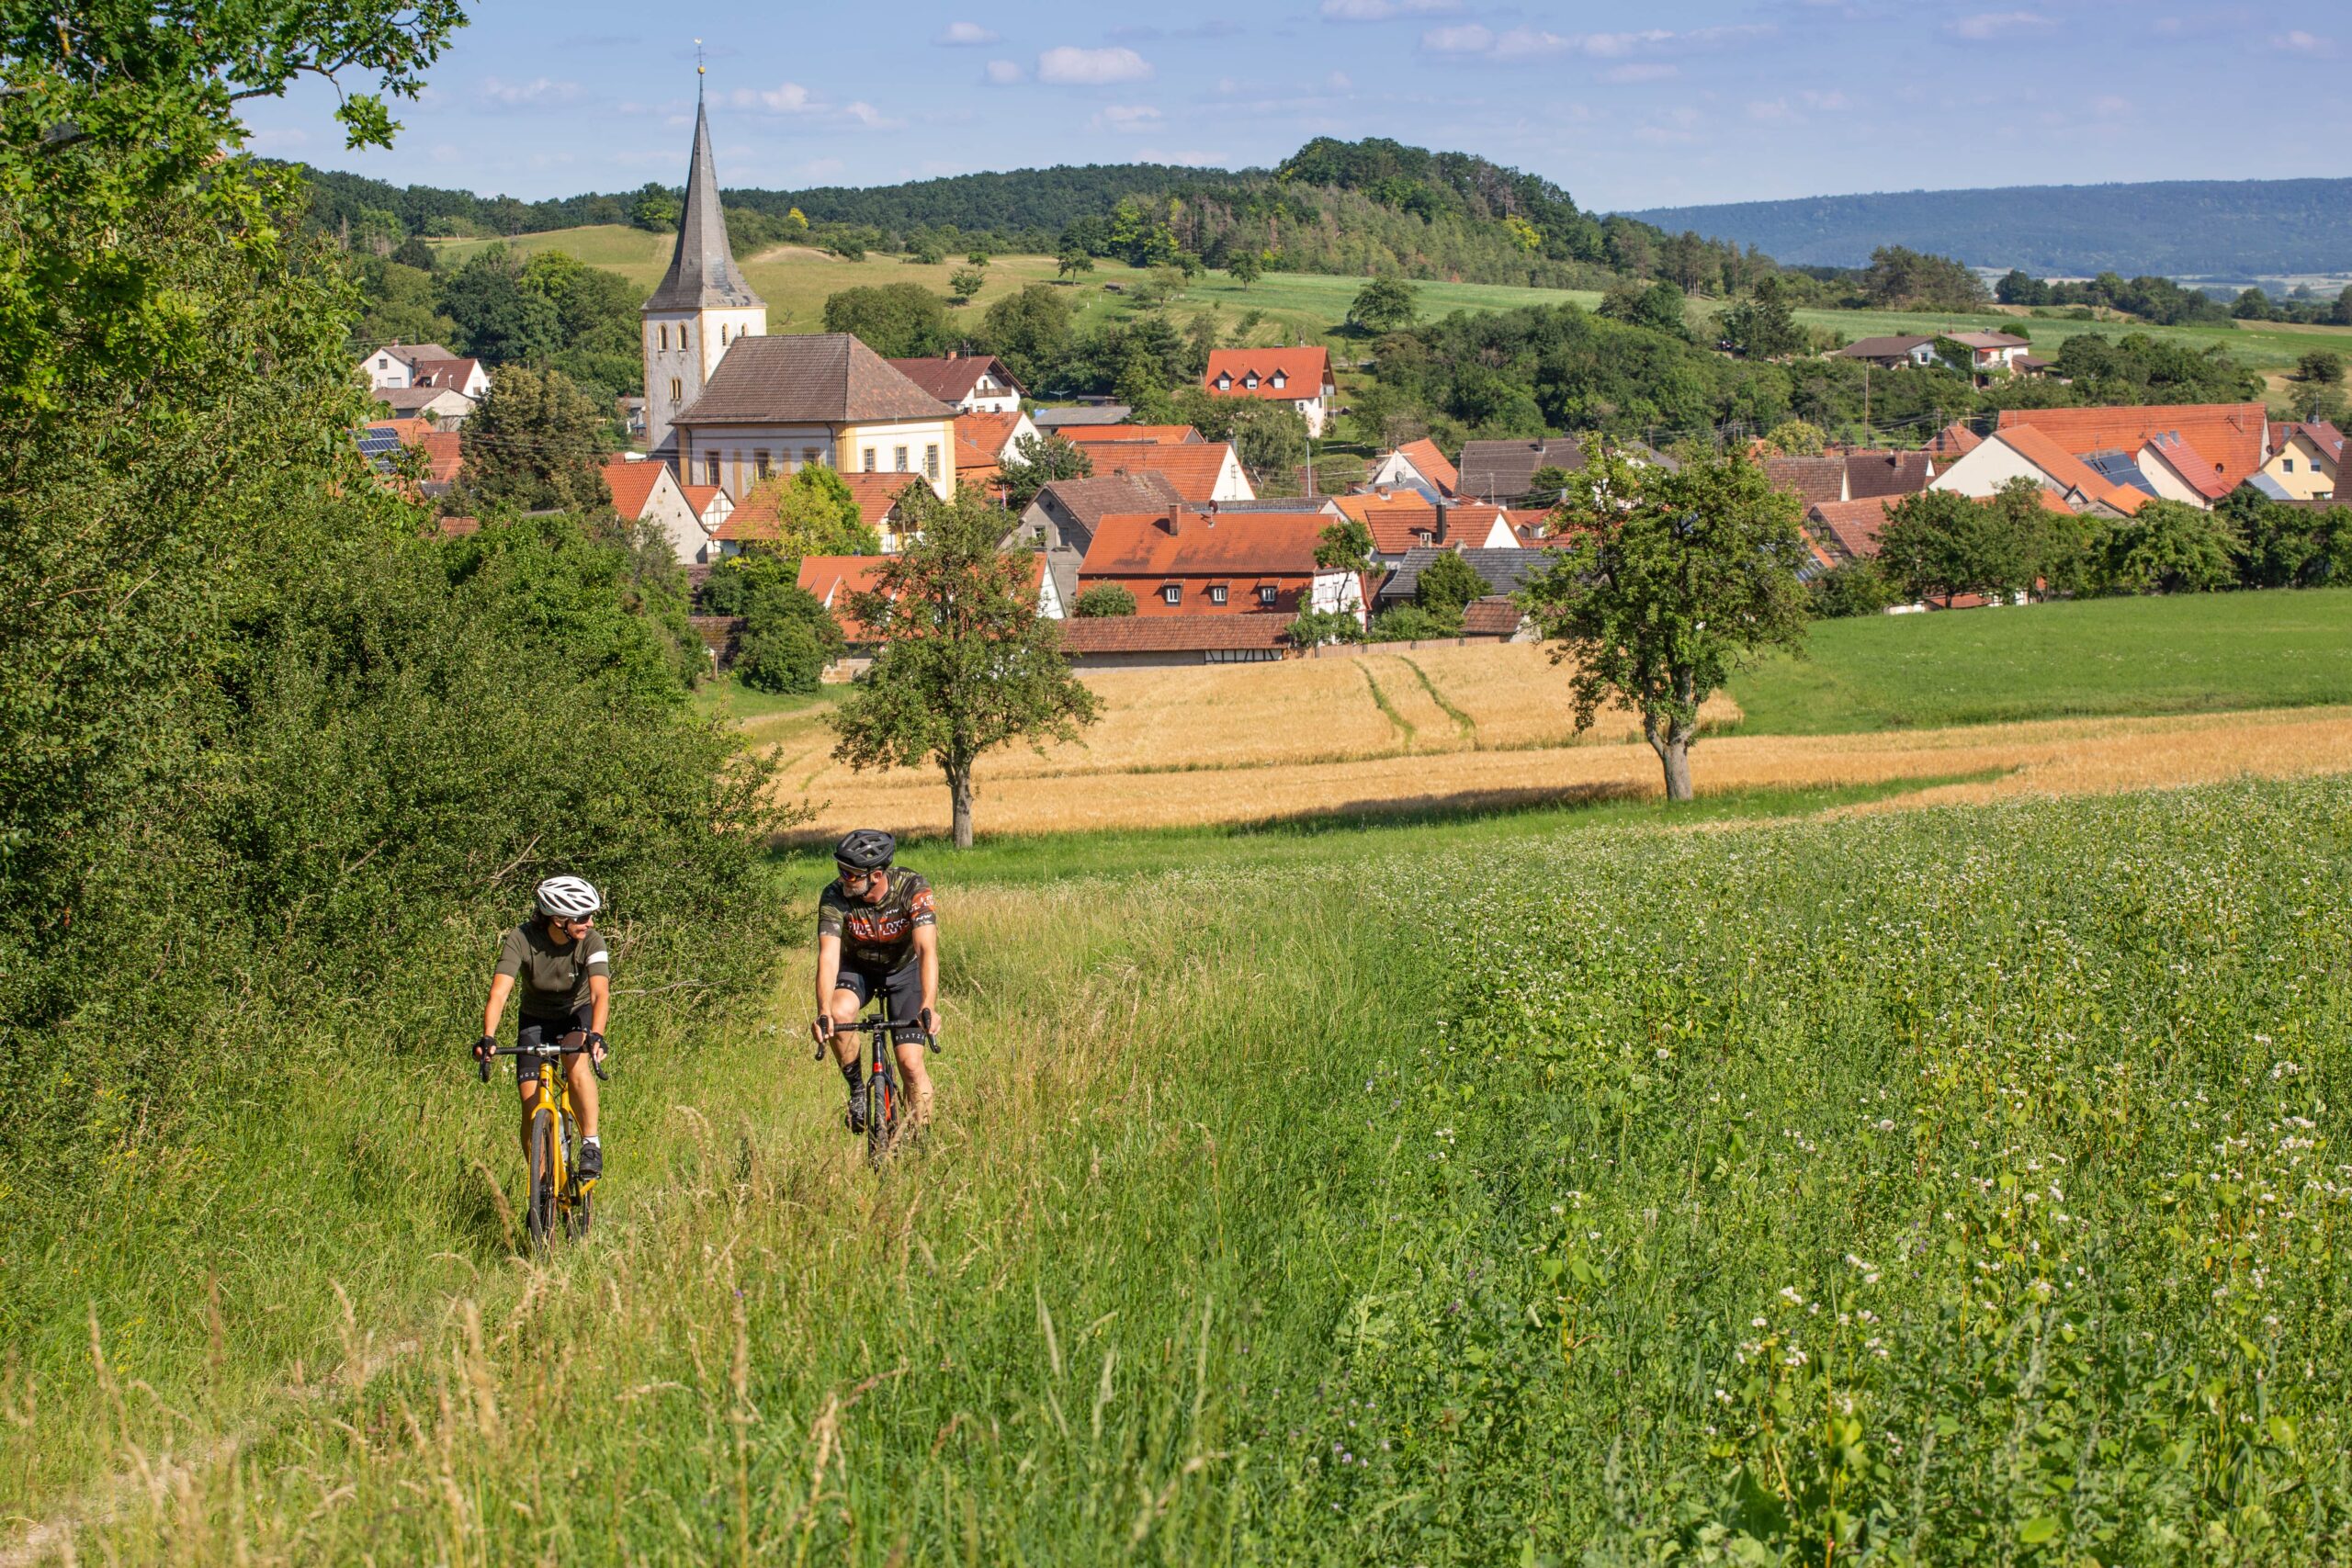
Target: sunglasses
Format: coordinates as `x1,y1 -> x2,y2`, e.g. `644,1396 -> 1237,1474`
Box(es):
838,865 -> 887,886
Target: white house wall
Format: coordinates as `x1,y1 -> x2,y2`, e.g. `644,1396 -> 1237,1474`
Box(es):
1928,437 -> 2055,498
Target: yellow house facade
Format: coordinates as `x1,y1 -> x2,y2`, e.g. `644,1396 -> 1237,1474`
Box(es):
2260,423 -> 2339,501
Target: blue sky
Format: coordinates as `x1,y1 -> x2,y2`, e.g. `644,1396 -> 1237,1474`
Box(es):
238,2 -> 2351,211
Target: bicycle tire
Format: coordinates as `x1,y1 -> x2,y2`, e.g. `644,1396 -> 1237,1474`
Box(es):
526,1112 -> 556,1247
865,1074 -> 896,1167
562,1111 -> 593,1240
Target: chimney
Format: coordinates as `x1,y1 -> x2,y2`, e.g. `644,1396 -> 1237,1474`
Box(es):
1160,509 -> 1183,536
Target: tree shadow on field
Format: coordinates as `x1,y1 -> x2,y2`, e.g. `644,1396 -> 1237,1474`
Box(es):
448,1151 -> 526,1259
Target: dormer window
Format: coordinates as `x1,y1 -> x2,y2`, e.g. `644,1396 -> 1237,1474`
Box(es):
1271,372 -> 1286,389
1161,584 -> 1182,604
1216,374 -> 1231,390
1243,373 -> 1259,389
1208,585 -> 1227,604
1256,585 -> 1278,607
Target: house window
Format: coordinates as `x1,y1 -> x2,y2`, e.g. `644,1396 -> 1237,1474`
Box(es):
2284,457 -> 2297,473
754,449 -> 772,479
657,325 -> 667,351
894,446 -> 910,472
863,448 -> 876,472
1216,374 -> 1231,389
1208,585 -> 1227,605
924,443 -> 940,479
705,453 -> 720,488
1161,584 -> 1182,605
1257,585 -> 1278,607
1271,372 -> 1286,389
1244,373 -> 1259,389
803,446 -> 822,467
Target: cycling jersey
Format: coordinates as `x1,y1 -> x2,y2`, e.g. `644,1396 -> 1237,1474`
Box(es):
496,922 -> 609,1014
817,869 -> 936,974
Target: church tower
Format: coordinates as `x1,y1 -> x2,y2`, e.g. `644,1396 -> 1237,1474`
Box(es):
642,88 -> 764,455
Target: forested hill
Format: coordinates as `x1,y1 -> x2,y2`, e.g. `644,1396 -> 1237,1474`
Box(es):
1624,177 -> 2352,278
294,137 -> 1754,290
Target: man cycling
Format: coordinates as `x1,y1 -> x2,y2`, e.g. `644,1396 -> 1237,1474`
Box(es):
811,829 -> 940,1133
475,875 -> 611,1185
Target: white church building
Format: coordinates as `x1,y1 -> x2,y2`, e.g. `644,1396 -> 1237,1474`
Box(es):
643,99 -> 959,513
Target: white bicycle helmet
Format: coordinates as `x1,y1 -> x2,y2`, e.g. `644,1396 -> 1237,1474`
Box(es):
535,875 -> 603,919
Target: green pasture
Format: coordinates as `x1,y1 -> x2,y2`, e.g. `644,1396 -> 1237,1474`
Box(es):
9,773 -> 2351,1562
1728,587 -> 2352,734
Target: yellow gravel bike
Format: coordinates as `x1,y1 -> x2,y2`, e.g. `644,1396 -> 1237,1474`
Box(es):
479,1031 -> 604,1244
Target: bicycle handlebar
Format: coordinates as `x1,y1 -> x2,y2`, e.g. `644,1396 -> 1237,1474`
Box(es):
811,1015 -> 935,1060
477,1038 -> 609,1082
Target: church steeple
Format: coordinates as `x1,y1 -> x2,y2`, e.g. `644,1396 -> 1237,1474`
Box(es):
641,80 -> 765,456
646,96 -> 763,312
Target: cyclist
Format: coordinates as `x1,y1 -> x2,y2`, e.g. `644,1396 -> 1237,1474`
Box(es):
474,875 -> 611,1185
811,829 -> 940,1134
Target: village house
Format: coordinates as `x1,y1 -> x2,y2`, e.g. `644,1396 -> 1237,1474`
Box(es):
1013,471 -> 1188,555
1761,451 -> 1936,507
796,550 -> 1063,671
2257,419 -> 2341,501
1200,347 -> 1337,437
1057,615 -> 1293,669
358,342 -> 490,398
715,471 -> 933,558
1085,440 -> 1254,504
886,353 -> 1026,414
1375,545 -> 1551,611
1928,424 -> 2150,516
603,455 -> 718,564
1995,402 -> 2270,507
671,333 -> 959,505
1078,507 -> 1365,623
954,407 -> 1041,499
1832,333 -> 2030,379
1366,437 -> 1459,499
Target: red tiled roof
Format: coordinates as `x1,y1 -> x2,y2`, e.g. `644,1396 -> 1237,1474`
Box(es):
2141,433 -> 2233,502
1092,444 -> 1242,503
957,410 -> 1024,463
1998,402 -> 2267,491
796,554 -> 890,640
368,416 -> 435,444
418,430 -> 463,485
602,457 -> 671,521
1762,456 -> 1848,506
1331,492 -> 1442,554
1061,423 -> 1203,446
409,356 -> 481,389
1080,509 -> 1325,577
1992,424 -> 2126,502
1460,597 -> 1524,637
1805,497 -> 1899,560
1398,437 -> 1458,494
1927,422 -> 1984,459
1058,614 -> 1291,654
884,354 -> 1025,404
1841,450 -> 1935,501
679,482 -> 728,518
433,514 -> 481,538
1202,347 -> 1331,401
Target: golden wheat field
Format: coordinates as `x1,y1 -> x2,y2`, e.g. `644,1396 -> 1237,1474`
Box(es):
743,642 -> 2352,839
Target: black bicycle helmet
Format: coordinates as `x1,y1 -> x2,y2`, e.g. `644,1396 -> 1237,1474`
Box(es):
834,829 -> 896,870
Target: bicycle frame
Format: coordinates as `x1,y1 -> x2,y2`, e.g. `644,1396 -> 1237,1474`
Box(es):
818,1009 -> 932,1165
481,1034 -> 599,1244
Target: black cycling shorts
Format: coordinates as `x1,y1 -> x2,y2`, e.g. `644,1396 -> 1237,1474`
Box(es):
515,1006 -> 593,1087
832,963 -> 925,1045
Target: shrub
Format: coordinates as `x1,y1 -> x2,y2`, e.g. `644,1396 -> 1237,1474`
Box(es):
1073,583 -> 1137,617
1806,558 -> 1900,618
1368,604 -> 1453,642
1414,550 -> 1487,623
2087,502 -> 2239,595
1286,608 -> 1365,648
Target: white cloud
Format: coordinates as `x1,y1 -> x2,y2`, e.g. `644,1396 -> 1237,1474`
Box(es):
1092,104 -> 1163,132
2267,28 -> 2336,54
1949,11 -> 2052,39
481,75 -> 583,107
983,59 -> 1024,84
1799,89 -> 1851,111
726,81 -> 899,128
1037,45 -> 1154,84
1318,0 -> 1455,19
1747,98 -> 1798,123
1421,22 -> 1767,62
1327,69 -> 1354,90
934,21 -> 1000,46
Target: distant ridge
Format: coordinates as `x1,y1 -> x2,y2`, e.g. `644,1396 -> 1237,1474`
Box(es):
1623,177 -> 2352,278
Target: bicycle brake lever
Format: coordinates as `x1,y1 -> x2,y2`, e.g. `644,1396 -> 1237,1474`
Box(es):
592,1056 -> 609,1081
478,1056 -> 491,1084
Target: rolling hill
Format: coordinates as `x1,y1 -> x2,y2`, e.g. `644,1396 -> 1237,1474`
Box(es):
1625,176 -> 2352,279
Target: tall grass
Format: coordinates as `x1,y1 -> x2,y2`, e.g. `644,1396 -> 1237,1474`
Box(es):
9,777 -> 2352,1562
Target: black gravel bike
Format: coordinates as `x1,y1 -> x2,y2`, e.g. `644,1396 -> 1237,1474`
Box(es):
480,1032 -> 605,1245
817,1007 -> 935,1166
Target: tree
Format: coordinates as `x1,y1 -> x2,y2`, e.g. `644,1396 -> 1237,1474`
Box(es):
830,491 -> 1101,847
1286,609 -> 1364,648
1057,248 -> 1096,283
977,284 -> 1073,391
1760,419 -> 1828,456
1874,486 -> 2034,606
1367,604 -> 1453,641
2232,288 -> 2275,321
1807,559 -> 1898,618
1350,276 -> 1419,333
821,283 -> 953,357
947,267 -> 986,305
1600,278 -> 1690,340
729,467 -> 883,561
1414,549 -> 1487,626
707,552 -> 845,694
2290,383 -> 2348,425
2295,349 -> 2344,385
1524,465 -> 1577,504
1228,249 -> 1262,288
2086,501 -> 2238,595
1314,518 -> 1376,572
628,181 -> 679,231
436,244 -> 563,366
1072,584 -> 1137,617
1718,277 -> 1804,359
1226,400 -> 1311,488
456,367 -> 612,515
390,234 -> 438,272
998,433 -> 1093,511
1520,446 -> 1810,801
1860,247 -> 1988,310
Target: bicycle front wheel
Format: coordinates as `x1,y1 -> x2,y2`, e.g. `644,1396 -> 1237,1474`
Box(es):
562,1111 -> 593,1240
526,1112 -> 557,1247
865,1075 -> 896,1167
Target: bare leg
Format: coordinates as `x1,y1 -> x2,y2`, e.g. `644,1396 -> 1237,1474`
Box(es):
566,1050 -> 599,1139
516,1078 -> 537,1168
896,1037 -> 934,1128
